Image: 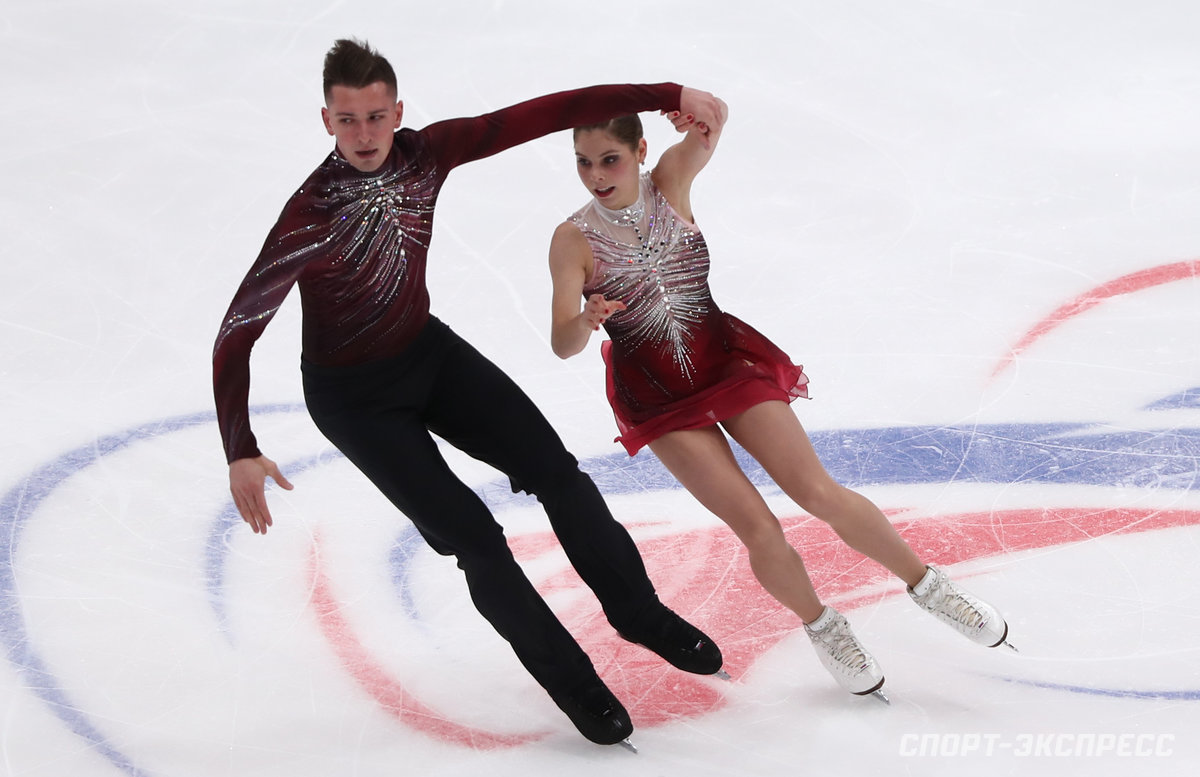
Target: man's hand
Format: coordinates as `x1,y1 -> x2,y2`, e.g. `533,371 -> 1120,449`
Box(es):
229,455 -> 294,535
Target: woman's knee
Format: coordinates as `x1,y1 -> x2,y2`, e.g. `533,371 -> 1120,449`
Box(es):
727,511 -> 791,554
791,479 -> 852,521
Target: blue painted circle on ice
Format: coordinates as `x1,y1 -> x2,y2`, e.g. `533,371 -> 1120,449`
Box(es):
3,393 -> 1200,774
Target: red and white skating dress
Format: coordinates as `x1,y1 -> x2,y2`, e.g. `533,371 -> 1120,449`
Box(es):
569,172 -> 809,455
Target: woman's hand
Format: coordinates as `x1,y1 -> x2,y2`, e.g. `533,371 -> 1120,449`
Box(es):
672,88 -> 728,148
581,293 -> 627,331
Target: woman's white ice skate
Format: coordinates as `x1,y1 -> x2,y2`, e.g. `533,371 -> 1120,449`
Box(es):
804,606 -> 889,704
908,566 -> 1018,652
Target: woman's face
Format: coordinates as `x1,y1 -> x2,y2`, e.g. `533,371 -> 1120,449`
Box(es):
573,129 -> 647,210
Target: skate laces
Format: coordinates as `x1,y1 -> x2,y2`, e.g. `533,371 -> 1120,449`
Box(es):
809,616 -> 870,673
939,588 -> 987,629
909,566 -> 1012,650
921,576 -> 988,631
804,607 -> 886,697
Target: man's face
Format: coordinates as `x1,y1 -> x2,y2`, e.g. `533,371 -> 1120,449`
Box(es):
321,82 -> 403,172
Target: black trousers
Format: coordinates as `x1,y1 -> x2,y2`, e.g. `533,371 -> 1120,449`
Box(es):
302,317 -> 659,696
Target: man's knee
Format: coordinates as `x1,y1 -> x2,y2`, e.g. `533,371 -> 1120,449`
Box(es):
508,451 -> 589,499
409,506 -> 511,561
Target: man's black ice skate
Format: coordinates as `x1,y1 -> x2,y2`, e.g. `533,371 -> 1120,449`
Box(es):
619,605 -> 724,676
550,678 -> 634,746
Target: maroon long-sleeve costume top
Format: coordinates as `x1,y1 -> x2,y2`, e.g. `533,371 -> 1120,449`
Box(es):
213,83 -> 683,463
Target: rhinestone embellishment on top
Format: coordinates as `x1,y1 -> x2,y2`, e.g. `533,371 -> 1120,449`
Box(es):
572,174 -> 711,382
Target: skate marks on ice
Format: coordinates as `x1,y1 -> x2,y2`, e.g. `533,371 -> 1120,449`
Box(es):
4,393 -> 1200,773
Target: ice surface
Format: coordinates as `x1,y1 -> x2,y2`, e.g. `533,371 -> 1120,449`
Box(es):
3,1 -> 1200,775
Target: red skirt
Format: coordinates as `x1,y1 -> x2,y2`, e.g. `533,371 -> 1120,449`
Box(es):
602,313 -> 809,455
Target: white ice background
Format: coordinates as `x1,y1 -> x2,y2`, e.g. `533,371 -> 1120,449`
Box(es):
3,1 -> 1200,775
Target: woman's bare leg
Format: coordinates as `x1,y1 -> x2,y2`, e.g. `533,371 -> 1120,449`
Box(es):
721,401 -> 928,588
649,425 -> 825,623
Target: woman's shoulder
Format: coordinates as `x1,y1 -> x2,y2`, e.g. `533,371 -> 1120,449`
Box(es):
646,168 -> 694,226
551,218 -> 589,251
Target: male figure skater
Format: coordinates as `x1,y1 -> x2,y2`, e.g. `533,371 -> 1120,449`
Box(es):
213,38 -> 728,746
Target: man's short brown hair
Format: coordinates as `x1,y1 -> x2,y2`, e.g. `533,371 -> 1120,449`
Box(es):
322,39 -> 397,102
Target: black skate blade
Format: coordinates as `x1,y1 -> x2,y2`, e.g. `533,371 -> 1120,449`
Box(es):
713,669 -> 732,681
986,621 -> 1017,652
854,676 -> 890,705
619,738 -> 639,754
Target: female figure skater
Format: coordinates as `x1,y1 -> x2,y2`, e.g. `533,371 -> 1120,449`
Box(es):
546,108 -> 1015,701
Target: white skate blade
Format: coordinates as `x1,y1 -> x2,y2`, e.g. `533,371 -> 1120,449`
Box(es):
871,689 -> 891,705
619,739 -> 639,754
1001,640 -> 1020,654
